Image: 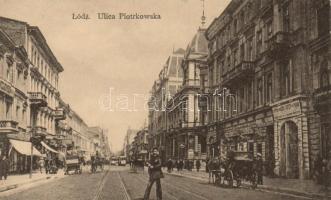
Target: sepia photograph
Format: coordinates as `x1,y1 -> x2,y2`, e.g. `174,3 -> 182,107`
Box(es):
0,0 -> 330,199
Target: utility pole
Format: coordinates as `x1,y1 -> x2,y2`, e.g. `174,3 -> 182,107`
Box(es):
30,128 -> 34,179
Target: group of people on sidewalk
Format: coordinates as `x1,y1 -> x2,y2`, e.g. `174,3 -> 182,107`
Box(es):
37,155 -> 60,175
314,155 -> 331,190
166,159 -> 201,173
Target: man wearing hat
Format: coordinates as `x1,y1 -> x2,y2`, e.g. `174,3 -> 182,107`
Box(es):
144,147 -> 163,200
255,153 -> 263,185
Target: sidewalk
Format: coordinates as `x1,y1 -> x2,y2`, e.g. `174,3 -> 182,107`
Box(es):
0,169 -> 65,193
163,168 -> 331,199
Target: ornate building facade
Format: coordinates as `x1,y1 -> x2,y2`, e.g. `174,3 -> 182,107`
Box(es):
204,0 -> 330,179
148,49 -> 184,163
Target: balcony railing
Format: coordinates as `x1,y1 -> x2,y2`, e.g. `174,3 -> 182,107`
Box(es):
0,79 -> 13,96
28,92 -> 47,107
0,120 -> 18,134
33,126 -> 47,136
266,31 -> 291,59
222,61 -> 254,86
53,108 -> 66,120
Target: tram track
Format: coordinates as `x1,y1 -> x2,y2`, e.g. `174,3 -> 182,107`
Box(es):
135,173 -> 210,200
118,171 -> 132,200
92,170 -> 109,200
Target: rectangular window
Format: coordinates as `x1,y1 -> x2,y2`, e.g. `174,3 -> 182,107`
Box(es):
256,31 -> 262,55
240,44 -> 245,61
317,6 -> 329,37
248,142 -> 254,152
267,21 -> 273,38
227,55 -> 231,70
16,106 -> 19,119
321,124 -> 330,158
281,60 -> 292,97
257,78 -> 263,106
234,19 -> 238,34
283,4 -> 290,32
239,87 -> 244,113
233,49 -> 238,66
247,38 -> 253,61
247,81 -> 253,110
5,101 -> 11,119
266,73 -> 273,103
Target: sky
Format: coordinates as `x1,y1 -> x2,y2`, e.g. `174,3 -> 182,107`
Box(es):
0,0 -> 230,152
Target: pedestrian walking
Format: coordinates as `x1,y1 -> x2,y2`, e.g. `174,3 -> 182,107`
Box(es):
38,158 -> 45,174
175,160 -> 179,171
167,158 -> 172,173
171,159 -> 174,172
179,159 -> 184,171
254,153 -> 263,185
321,158 -> 330,191
144,147 -> 163,200
196,160 -> 201,172
0,156 -> 9,184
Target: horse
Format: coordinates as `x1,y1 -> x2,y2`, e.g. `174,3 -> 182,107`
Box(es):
207,158 -> 221,184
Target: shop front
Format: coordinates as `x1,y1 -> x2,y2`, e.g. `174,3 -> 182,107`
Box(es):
8,139 -> 43,173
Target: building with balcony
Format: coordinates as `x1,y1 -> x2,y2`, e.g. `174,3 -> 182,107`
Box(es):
123,128 -> 138,160
166,28 -> 208,161
148,48 -> 184,163
204,0 -> 330,180
0,17 -> 64,160
135,128 -> 149,162
0,28 -> 36,173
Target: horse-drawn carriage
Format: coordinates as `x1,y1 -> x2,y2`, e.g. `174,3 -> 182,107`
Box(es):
91,156 -> 104,173
210,151 -> 259,189
64,155 -> 83,175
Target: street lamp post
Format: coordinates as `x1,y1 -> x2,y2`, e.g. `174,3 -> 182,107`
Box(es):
30,128 -> 34,179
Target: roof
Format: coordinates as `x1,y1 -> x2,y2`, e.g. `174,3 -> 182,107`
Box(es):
0,16 -> 64,72
167,48 -> 184,77
28,26 -> 64,72
184,28 -> 208,59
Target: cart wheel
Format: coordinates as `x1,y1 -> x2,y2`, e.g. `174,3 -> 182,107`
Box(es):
236,179 -> 241,188
226,170 -> 234,187
215,175 -> 221,186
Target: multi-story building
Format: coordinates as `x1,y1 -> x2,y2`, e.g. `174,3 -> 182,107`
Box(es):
123,128 -> 138,159
0,16 -> 66,172
0,28 -> 33,173
148,48 -> 184,163
135,128 -> 149,161
88,126 -> 110,158
0,17 -> 65,157
204,0 -> 330,179
166,29 -> 208,161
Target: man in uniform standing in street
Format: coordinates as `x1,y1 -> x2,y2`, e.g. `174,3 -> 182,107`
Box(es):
144,147 -> 163,200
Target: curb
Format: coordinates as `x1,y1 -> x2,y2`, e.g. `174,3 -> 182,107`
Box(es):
0,175 -> 60,193
164,172 -> 331,199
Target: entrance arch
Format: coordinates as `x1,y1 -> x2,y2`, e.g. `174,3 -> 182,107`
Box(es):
280,121 -> 299,178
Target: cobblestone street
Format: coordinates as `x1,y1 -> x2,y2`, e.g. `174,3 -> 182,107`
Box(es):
0,166 -> 316,200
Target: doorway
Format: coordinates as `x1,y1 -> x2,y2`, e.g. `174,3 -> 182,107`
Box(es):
280,121 -> 299,178
267,125 -> 275,176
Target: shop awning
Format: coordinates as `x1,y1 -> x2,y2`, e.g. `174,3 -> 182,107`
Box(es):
139,150 -> 148,154
9,139 -> 43,157
41,141 -> 58,153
